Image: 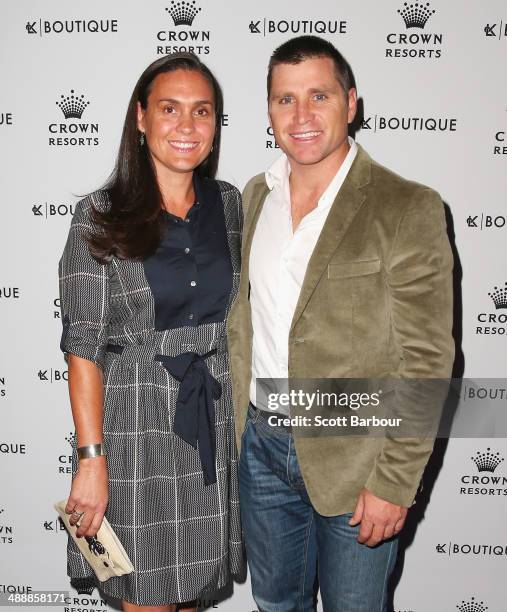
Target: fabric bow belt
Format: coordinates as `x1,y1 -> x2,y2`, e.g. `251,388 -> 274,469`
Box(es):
154,349 -> 221,486
106,344 -> 221,487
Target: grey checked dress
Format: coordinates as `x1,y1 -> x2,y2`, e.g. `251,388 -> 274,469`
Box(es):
58,179 -> 244,605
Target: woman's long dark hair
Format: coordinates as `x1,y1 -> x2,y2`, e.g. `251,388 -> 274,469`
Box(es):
88,53 -> 223,263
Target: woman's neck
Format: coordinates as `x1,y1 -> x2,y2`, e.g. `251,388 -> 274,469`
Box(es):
158,168 -> 195,218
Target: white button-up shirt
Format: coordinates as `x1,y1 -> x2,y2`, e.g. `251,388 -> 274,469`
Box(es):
249,137 -> 358,413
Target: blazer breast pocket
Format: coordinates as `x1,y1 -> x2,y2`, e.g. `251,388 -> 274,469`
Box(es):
327,259 -> 381,280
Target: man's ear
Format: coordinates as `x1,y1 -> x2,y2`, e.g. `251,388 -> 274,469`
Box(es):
347,88 -> 357,125
267,106 -> 274,133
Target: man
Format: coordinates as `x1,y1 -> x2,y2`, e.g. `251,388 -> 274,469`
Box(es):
226,35 -> 454,611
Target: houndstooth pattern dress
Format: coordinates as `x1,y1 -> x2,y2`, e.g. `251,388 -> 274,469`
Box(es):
58,180 -> 244,606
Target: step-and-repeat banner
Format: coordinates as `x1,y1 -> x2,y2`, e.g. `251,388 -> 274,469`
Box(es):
1,1 -> 506,611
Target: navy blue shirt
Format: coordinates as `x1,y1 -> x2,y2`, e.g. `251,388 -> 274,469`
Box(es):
143,175 -> 233,331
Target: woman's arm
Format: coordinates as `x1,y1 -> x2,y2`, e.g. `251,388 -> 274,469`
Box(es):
64,354 -> 108,538
58,194 -> 113,539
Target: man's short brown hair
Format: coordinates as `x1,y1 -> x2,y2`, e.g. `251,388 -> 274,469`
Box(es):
267,35 -> 353,98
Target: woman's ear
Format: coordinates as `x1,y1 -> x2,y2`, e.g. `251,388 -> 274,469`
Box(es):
136,101 -> 145,133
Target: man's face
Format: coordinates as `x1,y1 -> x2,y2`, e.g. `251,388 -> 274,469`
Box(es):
268,56 -> 357,171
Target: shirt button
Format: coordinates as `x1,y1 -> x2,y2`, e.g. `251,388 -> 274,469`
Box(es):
188,313 -> 194,320
184,247 -> 190,254
190,280 -> 197,287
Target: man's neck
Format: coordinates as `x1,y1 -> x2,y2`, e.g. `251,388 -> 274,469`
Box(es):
288,139 -> 350,198
287,139 -> 351,232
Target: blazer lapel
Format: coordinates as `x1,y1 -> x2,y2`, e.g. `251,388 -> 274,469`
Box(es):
239,180 -> 270,297
290,145 -> 373,332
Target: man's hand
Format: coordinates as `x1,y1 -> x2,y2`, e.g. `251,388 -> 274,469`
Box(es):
349,488 -> 407,547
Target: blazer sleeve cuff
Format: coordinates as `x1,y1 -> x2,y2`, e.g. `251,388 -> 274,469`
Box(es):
363,437 -> 435,507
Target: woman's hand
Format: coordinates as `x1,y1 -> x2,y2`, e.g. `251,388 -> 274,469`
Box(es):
65,455 -> 109,538
65,354 -> 108,538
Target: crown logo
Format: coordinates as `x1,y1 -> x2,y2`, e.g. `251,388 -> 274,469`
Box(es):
488,281 -> 507,309
457,597 -> 488,612
65,432 -> 76,447
166,1 -> 201,26
472,448 -> 504,473
56,90 -> 90,119
398,2 -> 436,29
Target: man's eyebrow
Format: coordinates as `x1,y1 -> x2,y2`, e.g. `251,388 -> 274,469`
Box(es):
308,87 -> 334,94
269,86 -> 336,98
269,90 -> 293,99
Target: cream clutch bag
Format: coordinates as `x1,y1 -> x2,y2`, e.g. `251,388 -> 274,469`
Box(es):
54,499 -> 134,582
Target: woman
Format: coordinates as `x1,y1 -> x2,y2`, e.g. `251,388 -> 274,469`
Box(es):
58,53 -> 243,611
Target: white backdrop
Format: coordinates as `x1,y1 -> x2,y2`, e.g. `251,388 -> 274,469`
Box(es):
1,1 -> 506,611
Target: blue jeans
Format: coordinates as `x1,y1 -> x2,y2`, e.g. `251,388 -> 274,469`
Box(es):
239,405 -> 398,612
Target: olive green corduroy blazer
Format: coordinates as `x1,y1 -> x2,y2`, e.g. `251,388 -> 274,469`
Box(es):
226,144 -> 454,516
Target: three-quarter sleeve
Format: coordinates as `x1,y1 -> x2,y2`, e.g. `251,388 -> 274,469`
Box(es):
58,195 -> 110,369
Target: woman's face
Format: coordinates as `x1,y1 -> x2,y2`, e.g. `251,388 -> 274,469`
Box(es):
137,69 -> 216,180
